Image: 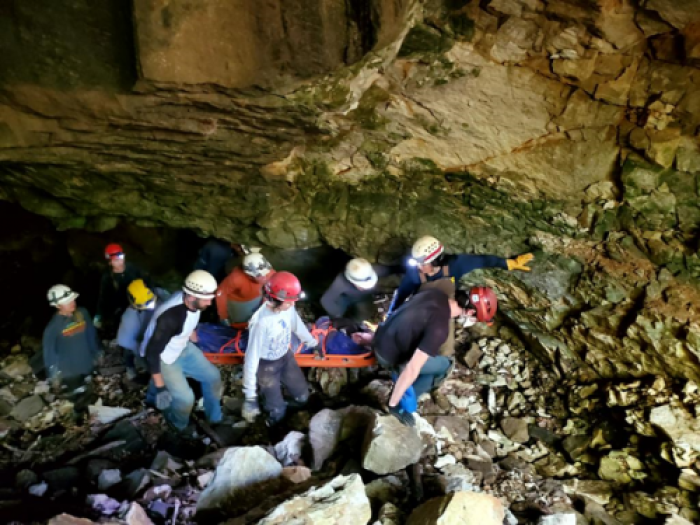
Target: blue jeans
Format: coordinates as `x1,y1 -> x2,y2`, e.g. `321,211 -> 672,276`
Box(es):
147,342 -> 222,430
377,352 -> 452,399
411,355 -> 452,398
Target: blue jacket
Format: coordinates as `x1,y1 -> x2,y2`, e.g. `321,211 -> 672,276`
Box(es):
117,306 -> 156,354
392,253 -> 507,311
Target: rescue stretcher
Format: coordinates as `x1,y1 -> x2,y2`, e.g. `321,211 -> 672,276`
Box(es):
200,322 -> 377,368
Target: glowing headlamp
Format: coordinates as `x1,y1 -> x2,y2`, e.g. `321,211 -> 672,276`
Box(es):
408,258 -> 419,267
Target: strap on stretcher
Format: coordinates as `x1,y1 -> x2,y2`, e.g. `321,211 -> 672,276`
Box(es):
203,325 -> 377,368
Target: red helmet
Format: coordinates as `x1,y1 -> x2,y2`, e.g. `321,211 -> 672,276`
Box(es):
470,286 -> 498,324
105,243 -> 124,260
264,271 -> 302,302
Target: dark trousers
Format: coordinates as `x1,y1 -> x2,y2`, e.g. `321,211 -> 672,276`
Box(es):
258,350 -> 309,425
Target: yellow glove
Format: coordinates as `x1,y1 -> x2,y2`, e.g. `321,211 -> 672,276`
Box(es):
506,253 -> 534,272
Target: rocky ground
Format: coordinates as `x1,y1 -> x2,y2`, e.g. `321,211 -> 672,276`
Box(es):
0,302 -> 698,525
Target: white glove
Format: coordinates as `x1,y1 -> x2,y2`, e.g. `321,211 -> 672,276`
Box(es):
460,315 -> 477,327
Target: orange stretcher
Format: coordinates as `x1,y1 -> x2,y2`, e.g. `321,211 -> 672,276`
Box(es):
203,326 -> 377,368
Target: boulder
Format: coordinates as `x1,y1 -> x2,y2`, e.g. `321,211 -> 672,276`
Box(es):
10,395 -> 45,422
362,414 -> 423,475
407,491 -> 505,525
308,406 -> 373,470
500,417 -> 529,443
196,446 -> 283,517
257,474 -> 371,525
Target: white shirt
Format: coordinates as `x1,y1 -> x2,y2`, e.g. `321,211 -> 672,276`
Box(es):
243,303 -> 316,399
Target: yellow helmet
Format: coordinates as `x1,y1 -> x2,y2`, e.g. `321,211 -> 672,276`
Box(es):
127,280 -> 155,310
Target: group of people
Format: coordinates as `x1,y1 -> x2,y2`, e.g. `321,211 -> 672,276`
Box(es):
43,235 -> 533,432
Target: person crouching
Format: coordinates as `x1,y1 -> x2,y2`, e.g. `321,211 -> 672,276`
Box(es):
241,271 -> 318,426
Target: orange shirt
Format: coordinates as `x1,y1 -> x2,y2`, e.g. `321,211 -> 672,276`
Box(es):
216,267 -> 274,320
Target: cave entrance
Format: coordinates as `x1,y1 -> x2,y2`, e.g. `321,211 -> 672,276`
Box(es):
0,201 -> 351,350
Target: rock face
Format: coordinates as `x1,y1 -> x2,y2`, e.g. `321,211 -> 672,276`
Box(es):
362,413 -> 423,475
1,0 -> 700,383
406,491 -> 506,525
196,446 -> 283,517
257,474 -> 371,525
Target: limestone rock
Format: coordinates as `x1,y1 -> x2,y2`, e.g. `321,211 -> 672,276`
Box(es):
365,475 -> 403,505
48,515 -> 99,525
500,417 -> 529,443
646,0 -> 700,29
97,469 -> 122,491
281,466 -> 312,484
562,479 -> 615,505
0,355 -> 32,379
196,446 -> 283,516
598,451 -> 646,484
562,434 -> 592,461
257,474 -> 371,525
88,403 -> 131,425
539,514 -> 577,525
407,491 -> 505,525
124,502 -> 153,525
650,404 -> 700,465
362,414 -> 423,475
10,394 -> 45,422
308,406 -> 373,470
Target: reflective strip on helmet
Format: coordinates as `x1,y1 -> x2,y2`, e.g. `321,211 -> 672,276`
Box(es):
416,245 -> 443,264
51,289 -> 74,303
106,252 -> 125,260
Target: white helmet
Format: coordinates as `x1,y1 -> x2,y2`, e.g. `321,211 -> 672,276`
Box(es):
345,258 -> 378,290
183,270 -> 217,299
243,248 -> 272,278
411,235 -> 444,264
48,284 -> 79,307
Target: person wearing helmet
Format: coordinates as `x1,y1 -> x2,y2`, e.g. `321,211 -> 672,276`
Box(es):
372,288 -> 478,427
320,258 -> 403,322
241,271 -> 318,426
141,270 -> 223,432
117,280 -> 169,381
215,248 -> 275,328
387,235 -> 533,356
43,284 -> 101,388
95,243 -> 150,336
194,238 -> 245,282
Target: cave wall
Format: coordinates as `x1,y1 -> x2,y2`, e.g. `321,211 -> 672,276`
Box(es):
1,0 -> 700,382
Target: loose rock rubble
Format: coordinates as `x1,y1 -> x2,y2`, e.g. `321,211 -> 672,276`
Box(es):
1,321 -> 699,524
